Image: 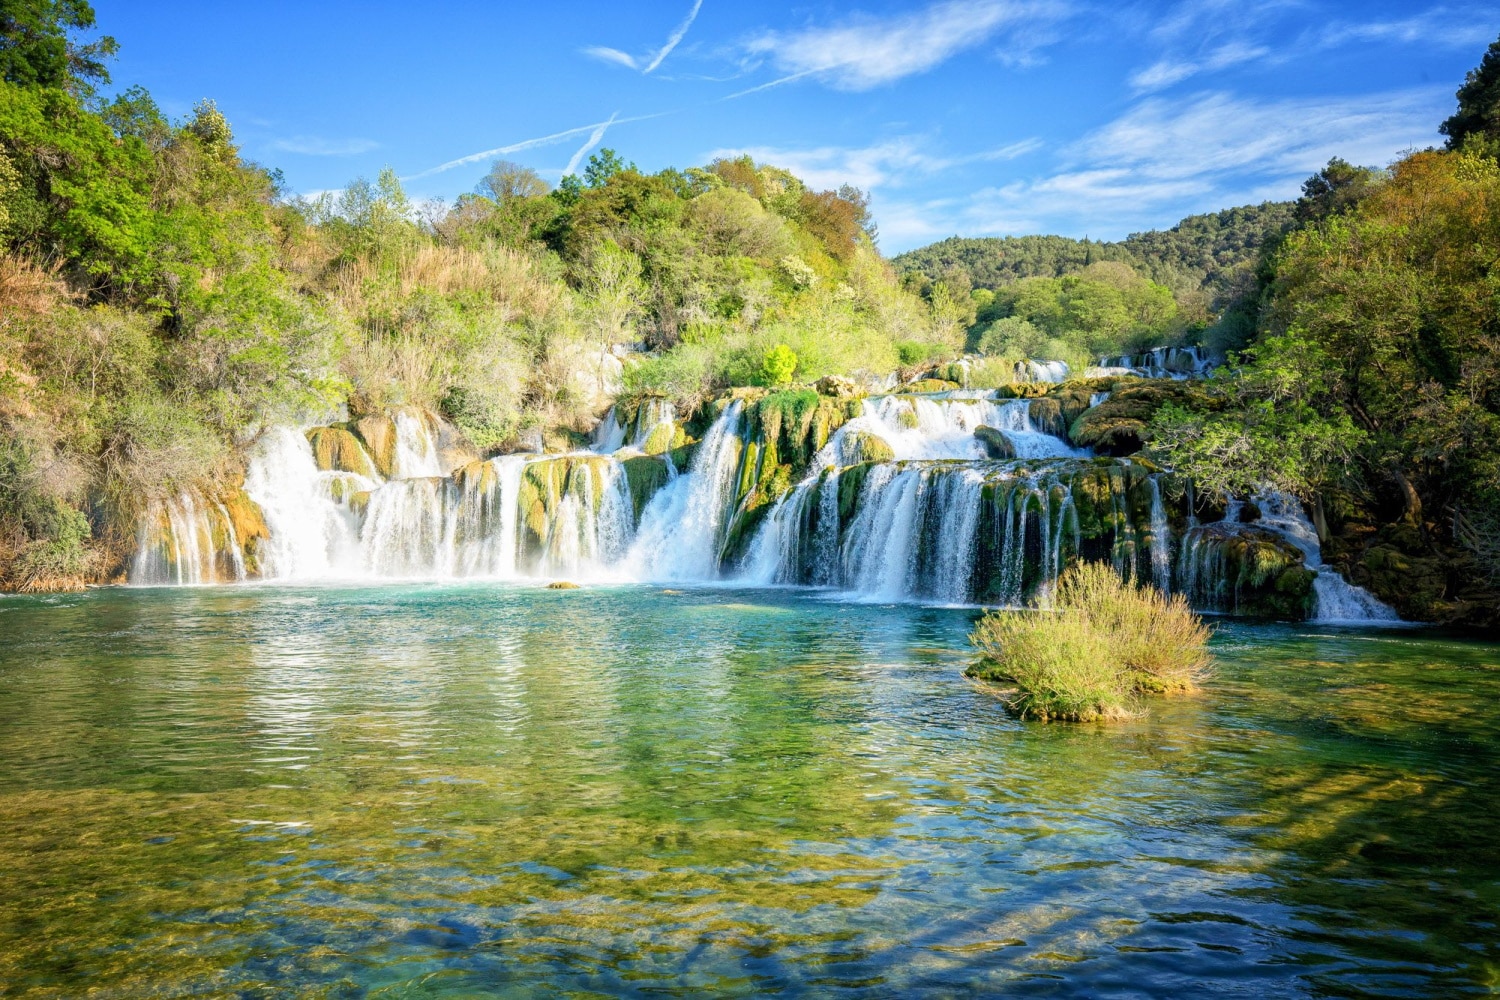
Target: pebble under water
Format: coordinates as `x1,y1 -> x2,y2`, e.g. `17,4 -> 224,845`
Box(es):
0,584 -> 1497,997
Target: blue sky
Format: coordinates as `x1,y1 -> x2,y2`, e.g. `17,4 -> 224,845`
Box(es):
93,0 -> 1499,252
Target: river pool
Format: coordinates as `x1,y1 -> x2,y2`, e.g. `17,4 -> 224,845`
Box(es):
0,584 -> 1497,997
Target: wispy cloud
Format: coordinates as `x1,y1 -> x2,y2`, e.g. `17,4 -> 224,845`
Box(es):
1128,3 -> 1500,94
875,87 -> 1449,248
1315,6 -> 1498,49
742,0 -> 1067,92
403,112 -> 661,181
583,0 -> 704,74
564,113 -> 619,176
1130,41 -> 1268,93
707,136 -> 1041,191
270,136 -> 379,157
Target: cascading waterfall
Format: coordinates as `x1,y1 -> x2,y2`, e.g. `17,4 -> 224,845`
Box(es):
625,402 -> 744,581
131,494 -> 248,586
1252,491 -> 1400,623
126,380 -> 1404,622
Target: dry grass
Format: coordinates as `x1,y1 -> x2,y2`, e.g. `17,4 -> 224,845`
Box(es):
0,255 -> 72,318
967,562 -> 1212,722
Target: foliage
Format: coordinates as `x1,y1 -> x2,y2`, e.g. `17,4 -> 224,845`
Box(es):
761,343 -> 796,386
1146,333 -> 1368,499
0,0 -> 115,91
1441,33 -> 1500,151
967,562 -> 1210,721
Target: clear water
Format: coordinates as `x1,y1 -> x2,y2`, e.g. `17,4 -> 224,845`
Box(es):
1,585 -> 1497,997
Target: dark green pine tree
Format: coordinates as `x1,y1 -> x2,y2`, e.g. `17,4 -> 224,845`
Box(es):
1440,34 -> 1500,150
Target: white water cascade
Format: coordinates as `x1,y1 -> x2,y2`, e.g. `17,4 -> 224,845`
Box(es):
1253,491 -> 1401,623
127,383 -> 1404,622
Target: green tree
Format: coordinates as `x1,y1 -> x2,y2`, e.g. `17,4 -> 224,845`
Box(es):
1440,34 -> 1500,151
761,343 -> 796,386
478,159 -> 548,202
0,0 -> 115,90
1296,157 -> 1384,221
584,148 -> 633,189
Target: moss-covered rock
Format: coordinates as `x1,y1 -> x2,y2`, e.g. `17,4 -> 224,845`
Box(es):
974,426 -> 1016,460
1069,380 -> 1211,456
221,490 -> 270,577
352,414 -> 398,478
620,455 -> 672,519
843,430 -> 895,465
902,378 -> 960,394
1181,523 -> 1315,620
306,427 -> 377,478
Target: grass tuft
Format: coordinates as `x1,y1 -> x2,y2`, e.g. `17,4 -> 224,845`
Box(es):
967,562 -> 1211,722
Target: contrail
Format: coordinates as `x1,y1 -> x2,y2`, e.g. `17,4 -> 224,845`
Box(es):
564,113 -> 619,176
403,112 -> 662,181
643,0 -> 704,73
723,69 -> 817,101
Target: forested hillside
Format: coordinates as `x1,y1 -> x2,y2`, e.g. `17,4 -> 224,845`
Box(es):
0,1 -> 969,590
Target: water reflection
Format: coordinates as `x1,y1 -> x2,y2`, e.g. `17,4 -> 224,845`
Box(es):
0,587 -> 1496,996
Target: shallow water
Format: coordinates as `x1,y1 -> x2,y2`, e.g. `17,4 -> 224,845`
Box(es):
1,585 -> 1497,998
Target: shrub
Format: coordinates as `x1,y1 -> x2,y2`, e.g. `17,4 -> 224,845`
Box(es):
761,343 -> 797,386
967,562 -> 1211,721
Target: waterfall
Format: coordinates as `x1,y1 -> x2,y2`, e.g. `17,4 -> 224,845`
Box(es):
824,396 -> 1083,463
131,494 -> 247,585
625,402 -> 744,581
1147,476 -> 1172,594
243,427 -> 364,580
1253,492 -> 1400,623
393,411 -> 445,478
127,382 -> 1387,623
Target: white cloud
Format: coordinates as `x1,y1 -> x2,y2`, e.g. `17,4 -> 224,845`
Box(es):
1072,89 -> 1444,181
1317,7 -> 1499,49
704,136 -> 1041,192
743,0 -> 1067,91
877,86 -> 1450,249
1129,41 -> 1269,93
270,136 -> 379,157
583,0 -> 704,74
582,46 -> 639,70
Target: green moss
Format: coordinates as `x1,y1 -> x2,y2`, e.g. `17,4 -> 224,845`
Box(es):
1068,380 -> 1210,456
352,415 -> 398,478
620,455 -> 672,519
306,427 -> 377,478
843,430 -> 894,464
974,426 -> 1015,460
903,378 -> 960,393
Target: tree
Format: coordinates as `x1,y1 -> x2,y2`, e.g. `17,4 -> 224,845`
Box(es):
477,159 -> 548,202
1296,158 -> 1384,221
583,148 -> 633,189
1440,34 -> 1500,151
0,0 -> 115,90
761,343 -> 796,386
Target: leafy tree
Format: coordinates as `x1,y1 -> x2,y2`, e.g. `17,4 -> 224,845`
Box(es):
0,0 -> 115,90
1147,333 -> 1367,499
1440,33 -> 1500,151
761,343 -> 796,386
584,147 -> 633,189
1296,157 -> 1384,221
478,159 -> 548,202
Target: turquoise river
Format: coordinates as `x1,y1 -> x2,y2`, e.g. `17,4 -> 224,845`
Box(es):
1,584 -> 1498,997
